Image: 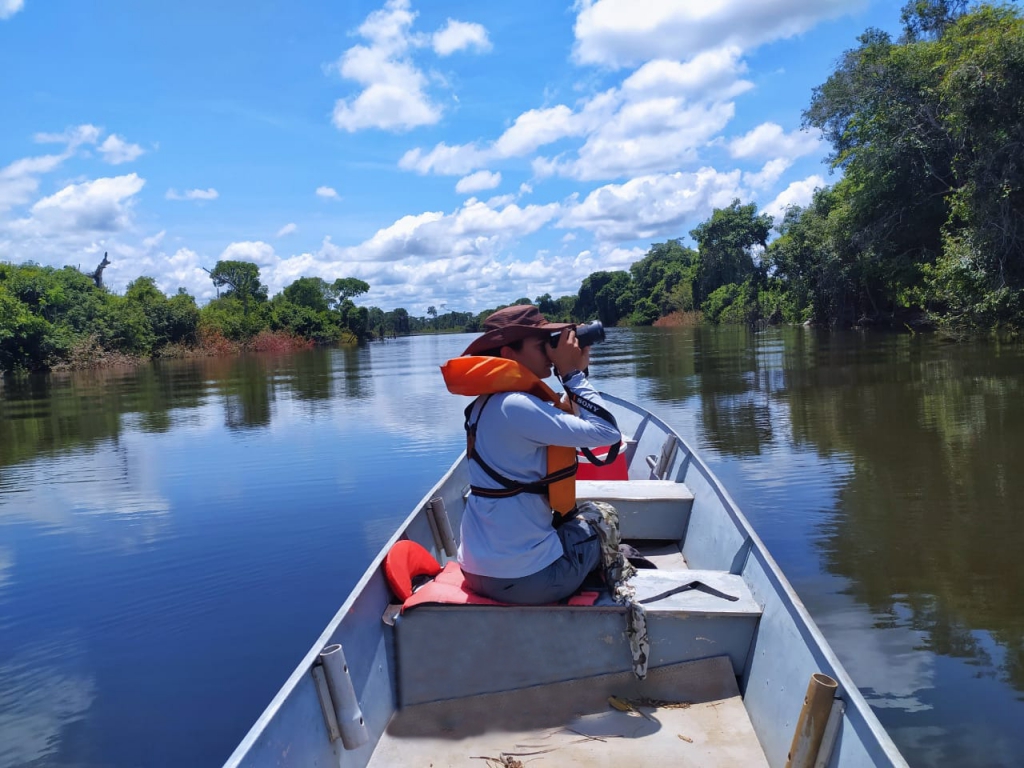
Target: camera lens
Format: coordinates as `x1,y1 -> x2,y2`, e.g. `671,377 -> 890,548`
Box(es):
575,320 -> 605,348
549,320 -> 605,348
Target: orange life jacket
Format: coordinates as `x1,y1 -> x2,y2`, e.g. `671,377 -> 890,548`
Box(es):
440,355 -> 578,515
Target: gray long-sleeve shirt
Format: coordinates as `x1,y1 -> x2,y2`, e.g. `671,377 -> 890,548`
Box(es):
457,371 -> 622,579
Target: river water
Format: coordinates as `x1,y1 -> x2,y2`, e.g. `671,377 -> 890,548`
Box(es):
1,327 -> 1022,767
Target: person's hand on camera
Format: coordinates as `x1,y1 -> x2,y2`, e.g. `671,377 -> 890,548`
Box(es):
548,328 -> 587,377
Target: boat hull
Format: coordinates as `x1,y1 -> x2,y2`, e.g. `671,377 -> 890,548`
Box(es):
223,394 -> 907,768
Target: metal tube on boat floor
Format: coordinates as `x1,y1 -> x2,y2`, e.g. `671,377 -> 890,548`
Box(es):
429,497 -> 457,557
786,672 -> 838,768
319,644 -> 369,750
813,699 -> 847,768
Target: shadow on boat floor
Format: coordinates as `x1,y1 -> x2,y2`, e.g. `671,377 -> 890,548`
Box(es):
368,656 -> 769,767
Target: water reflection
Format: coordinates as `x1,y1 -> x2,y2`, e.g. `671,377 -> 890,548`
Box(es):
810,342 -> 1024,694
0,641 -> 96,768
623,326 -> 1024,765
0,340 -> 472,768
286,348 -> 338,409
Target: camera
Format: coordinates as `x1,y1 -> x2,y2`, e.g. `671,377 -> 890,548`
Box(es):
549,320 -> 605,349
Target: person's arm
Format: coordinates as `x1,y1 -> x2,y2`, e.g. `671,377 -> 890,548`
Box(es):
500,391 -> 621,448
546,326 -> 619,446
500,327 -> 620,448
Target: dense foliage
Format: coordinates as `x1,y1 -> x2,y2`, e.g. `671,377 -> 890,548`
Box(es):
795,0 -> 1024,331
0,260 -> 373,371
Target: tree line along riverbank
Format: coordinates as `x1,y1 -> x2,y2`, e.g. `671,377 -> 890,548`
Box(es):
3,1 -> 1022,374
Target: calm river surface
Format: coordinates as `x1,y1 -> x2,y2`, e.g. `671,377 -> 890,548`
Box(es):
1,327 -> 1022,767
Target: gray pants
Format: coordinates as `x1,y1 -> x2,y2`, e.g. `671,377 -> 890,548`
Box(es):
463,518 -> 602,605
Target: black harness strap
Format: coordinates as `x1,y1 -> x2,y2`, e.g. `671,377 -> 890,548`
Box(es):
566,390 -> 621,467
464,386 -> 621,499
465,395 -> 578,500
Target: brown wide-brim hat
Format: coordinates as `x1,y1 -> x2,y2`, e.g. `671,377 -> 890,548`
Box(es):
463,305 -> 572,356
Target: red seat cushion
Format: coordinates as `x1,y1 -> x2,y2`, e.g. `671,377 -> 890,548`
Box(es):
384,540 -> 442,602
402,561 -> 599,612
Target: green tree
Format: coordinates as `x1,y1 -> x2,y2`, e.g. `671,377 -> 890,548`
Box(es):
283,277 -> 332,313
0,283 -> 59,371
901,0 -> 969,40
388,307 -> 411,334
331,277 -> 370,306
768,186 -> 860,325
803,1 -> 1024,329
629,240 -> 699,316
577,271 -> 632,326
690,200 -> 772,306
208,261 -> 268,317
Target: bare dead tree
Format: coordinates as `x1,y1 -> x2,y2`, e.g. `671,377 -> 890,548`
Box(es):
86,252 -> 111,289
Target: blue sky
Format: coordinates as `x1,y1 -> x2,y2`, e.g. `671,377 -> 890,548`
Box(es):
0,0 -> 903,314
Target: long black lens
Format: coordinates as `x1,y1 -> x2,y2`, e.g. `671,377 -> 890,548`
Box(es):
575,320 -> 605,348
549,320 -> 605,348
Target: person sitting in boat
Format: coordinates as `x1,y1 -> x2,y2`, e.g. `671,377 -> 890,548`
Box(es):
441,305 -> 622,605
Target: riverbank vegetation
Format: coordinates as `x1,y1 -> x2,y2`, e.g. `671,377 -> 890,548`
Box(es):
2,1 -> 1021,373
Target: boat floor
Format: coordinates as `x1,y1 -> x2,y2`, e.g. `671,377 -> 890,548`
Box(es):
368,656 -> 769,768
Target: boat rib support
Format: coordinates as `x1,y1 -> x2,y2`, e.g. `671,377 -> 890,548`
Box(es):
813,699 -> 847,768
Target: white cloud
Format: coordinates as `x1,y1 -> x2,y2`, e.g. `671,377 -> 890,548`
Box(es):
744,158 -> 791,191
764,174 -> 826,219
399,142 -> 489,176
220,240 -> 279,268
166,188 -> 218,201
622,48 -> 752,100
432,19 -> 491,56
1,125 -> 108,211
0,154 -> 66,211
276,222 -> 297,237
98,134 -> 145,165
143,230 -> 166,249
343,197 -> 560,263
539,99 -> 736,181
164,248 -> 213,297
485,193 -> 515,208
24,173 -> 146,233
455,170 -> 501,194
729,122 -> 822,160
402,47 -> 752,182
316,186 -> 340,200
330,0 -> 442,132
560,167 -> 744,241
0,0 -> 24,19
33,124 -> 102,149
493,105 -> 583,157
573,0 -> 858,68
103,241 -> 216,302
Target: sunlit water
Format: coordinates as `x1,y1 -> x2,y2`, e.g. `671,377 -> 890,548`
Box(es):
1,328 -> 1022,767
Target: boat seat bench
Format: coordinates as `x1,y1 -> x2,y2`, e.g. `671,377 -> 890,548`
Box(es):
576,479 -> 695,540
393,569 -> 763,707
